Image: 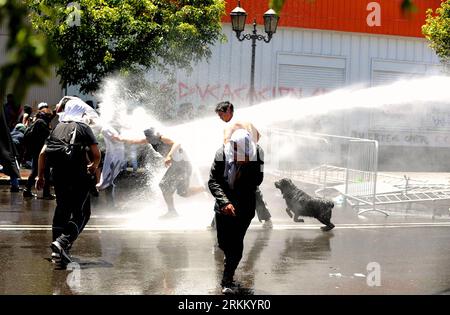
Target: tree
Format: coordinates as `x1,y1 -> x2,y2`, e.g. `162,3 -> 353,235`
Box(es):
422,0 -> 450,64
0,0 -> 58,104
27,0 -> 225,94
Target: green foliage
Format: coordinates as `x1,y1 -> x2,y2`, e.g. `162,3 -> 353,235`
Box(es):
27,0 -> 225,93
0,0 -> 59,104
401,0 -> 417,13
422,0 -> 450,63
269,0 -> 285,13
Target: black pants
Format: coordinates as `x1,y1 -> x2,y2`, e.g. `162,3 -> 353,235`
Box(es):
215,212 -> 253,281
26,152 -> 51,195
255,187 -> 271,222
52,176 -> 91,244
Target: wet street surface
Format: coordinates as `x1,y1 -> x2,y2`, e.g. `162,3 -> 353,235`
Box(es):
1,174 -> 450,295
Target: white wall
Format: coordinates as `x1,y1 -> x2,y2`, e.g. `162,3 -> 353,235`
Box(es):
170,24 -> 442,107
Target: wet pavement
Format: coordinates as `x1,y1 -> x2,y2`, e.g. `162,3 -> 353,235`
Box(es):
1,172 -> 450,295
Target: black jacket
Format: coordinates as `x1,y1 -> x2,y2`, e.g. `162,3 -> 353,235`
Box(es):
0,107 -> 19,177
25,113 -> 51,155
208,145 -> 264,219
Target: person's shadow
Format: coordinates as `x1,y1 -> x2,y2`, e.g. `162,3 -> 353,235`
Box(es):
144,234 -> 190,294
238,229 -> 274,295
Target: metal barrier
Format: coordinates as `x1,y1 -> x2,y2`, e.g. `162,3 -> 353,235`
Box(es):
263,128 -> 450,217
262,128 -> 381,214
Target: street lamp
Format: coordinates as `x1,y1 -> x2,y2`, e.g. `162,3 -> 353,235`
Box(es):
230,1 -> 279,104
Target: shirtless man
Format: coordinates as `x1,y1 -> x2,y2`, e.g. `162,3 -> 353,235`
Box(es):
214,101 -> 273,229
114,126 -> 204,219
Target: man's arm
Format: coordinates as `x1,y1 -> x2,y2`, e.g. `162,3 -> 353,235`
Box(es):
87,144 -> 101,175
160,135 -> 182,166
113,135 -> 147,145
250,123 -> 261,142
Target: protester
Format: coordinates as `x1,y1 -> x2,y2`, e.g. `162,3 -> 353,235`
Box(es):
36,99 -> 101,267
21,105 -> 33,127
114,126 -> 204,218
3,94 -> 22,131
23,108 -> 54,199
0,99 -> 21,192
10,123 -> 26,167
208,129 -> 264,294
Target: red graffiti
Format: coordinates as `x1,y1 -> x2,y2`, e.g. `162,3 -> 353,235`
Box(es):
312,88 -> 329,96
178,82 -> 196,99
177,82 -> 326,102
278,87 -> 303,98
196,84 -> 220,101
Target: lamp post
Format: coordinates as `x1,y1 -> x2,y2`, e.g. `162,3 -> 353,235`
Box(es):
230,1 -> 279,104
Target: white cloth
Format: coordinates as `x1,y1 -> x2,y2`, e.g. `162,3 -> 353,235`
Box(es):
223,129 -> 256,189
97,126 -> 125,190
37,102 -> 48,109
224,129 -> 256,163
57,97 -> 99,123
59,100 -> 87,122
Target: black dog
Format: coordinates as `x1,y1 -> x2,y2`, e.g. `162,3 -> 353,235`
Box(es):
274,178 -> 335,231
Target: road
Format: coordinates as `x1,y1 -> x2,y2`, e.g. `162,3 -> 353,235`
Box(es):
1,175 -> 449,295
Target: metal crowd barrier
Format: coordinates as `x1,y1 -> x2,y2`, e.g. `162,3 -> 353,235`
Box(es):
261,128 -> 381,214
262,128 -> 450,217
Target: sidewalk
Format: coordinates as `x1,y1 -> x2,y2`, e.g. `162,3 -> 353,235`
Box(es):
0,168 -> 32,185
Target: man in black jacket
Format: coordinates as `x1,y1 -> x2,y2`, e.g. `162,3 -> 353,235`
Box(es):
0,99 -> 21,192
208,129 -> 264,294
23,108 -> 54,199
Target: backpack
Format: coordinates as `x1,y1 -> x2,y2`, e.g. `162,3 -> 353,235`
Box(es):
45,121 -> 83,167
23,119 -> 42,153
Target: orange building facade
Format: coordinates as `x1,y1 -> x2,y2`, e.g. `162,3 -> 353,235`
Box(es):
223,0 -> 443,38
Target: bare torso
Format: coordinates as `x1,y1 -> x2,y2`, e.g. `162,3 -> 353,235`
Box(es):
224,121 -> 260,144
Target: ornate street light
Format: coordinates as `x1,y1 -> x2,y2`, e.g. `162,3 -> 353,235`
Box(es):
230,2 -> 247,36
230,1 -> 279,104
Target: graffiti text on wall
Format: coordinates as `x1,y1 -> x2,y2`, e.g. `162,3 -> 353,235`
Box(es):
352,130 -> 450,147
430,110 -> 450,128
177,82 -> 329,103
